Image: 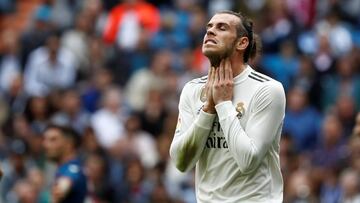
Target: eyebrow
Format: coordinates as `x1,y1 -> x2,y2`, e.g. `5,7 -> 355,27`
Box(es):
206,22 -> 230,29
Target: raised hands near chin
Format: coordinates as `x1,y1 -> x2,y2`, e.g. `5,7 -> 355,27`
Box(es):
213,58 -> 234,105
202,66 -> 216,114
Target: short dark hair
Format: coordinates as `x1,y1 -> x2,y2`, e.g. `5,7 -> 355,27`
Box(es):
45,124 -> 81,148
216,10 -> 260,63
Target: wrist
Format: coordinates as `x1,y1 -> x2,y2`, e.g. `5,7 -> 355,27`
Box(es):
202,103 -> 216,114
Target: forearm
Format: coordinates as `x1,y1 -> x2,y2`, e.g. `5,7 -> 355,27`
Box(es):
170,110 -> 215,172
215,101 -> 283,174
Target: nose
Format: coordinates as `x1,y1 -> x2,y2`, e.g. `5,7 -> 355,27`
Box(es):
206,27 -> 215,36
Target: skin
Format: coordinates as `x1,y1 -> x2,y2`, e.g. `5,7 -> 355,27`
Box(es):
43,128 -> 76,203
201,13 -> 250,113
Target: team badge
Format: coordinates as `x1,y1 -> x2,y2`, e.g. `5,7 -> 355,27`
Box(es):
236,102 -> 245,119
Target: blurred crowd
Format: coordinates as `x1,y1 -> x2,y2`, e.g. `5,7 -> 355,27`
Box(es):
0,0 -> 360,202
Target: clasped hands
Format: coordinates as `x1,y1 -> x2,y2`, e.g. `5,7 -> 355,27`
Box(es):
202,58 -> 234,114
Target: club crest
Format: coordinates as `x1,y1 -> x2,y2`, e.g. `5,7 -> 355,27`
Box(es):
236,102 -> 245,119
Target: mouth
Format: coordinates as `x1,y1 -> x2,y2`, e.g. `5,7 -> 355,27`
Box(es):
204,39 -> 217,45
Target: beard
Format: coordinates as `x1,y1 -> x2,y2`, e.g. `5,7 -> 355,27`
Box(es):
203,40 -> 236,67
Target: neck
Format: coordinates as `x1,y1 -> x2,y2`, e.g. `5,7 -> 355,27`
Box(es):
229,54 -> 247,77
59,151 -> 76,165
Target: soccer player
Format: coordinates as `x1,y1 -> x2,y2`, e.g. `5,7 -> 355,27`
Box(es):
169,11 -> 286,202
43,124 -> 87,203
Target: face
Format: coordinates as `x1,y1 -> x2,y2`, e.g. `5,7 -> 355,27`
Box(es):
202,13 -> 240,63
43,128 -> 66,162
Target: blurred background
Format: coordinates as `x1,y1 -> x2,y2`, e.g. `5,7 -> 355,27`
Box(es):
0,0 -> 360,202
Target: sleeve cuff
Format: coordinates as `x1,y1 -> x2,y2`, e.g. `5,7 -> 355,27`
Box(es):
215,101 -> 237,121
195,109 -> 216,129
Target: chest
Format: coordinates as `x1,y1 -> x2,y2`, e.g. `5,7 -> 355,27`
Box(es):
192,84 -> 257,127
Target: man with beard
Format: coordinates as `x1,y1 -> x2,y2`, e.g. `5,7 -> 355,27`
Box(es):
170,11 -> 286,202
43,124 -> 87,203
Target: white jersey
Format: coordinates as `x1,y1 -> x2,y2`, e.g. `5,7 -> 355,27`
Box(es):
170,65 -> 286,203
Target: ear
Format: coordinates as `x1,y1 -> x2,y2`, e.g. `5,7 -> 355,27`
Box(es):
235,37 -> 249,51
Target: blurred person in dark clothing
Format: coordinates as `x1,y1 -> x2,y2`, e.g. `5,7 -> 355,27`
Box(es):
24,96 -> 52,133
115,157 -> 151,203
51,88 -> 90,134
139,88 -> 168,137
283,86 -> 322,152
85,152 -> 114,203
312,113 -> 348,169
43,124 -> 87,203
320,55 -> 360,112
334,95 -> 357,136
20,5 -> 53,68
81,68 -> 113,113
0,138 -> 35,202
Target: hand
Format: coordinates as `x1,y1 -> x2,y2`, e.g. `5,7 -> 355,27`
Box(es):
202,66 -> 216,114
213,58 -> 233,105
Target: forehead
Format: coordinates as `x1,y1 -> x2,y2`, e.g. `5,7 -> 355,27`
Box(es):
44,128 -> 62,138
208,13 -> 240,26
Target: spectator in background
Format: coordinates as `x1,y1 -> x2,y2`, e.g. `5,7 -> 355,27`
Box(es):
24,31 -> 78,97
117,114 -> 159,168
0,138 -> 34,202
320,55 -> 360,112
125,49 -> 171,112
12,179 -> 39,203
91,86 -> 127,149
61,11 -> 92,79
284,86 -> 322,152
81,68 -> 113,113
115,157 -> 151,203
0,29 -> 21,94
292,55 -> 322,110
24,96 -> 51,133
138,88 -> 168,137
42,124 -> 87,203
261,40 -> 299,91
339,169 -> 360,202
103,0 -> 160,51
20,4 -> 53,67
149,0 -> 193,52
315,9 -> 353,57
261,0 -> 294,53
312,113 -> 348,169
85,152 -> 114,203
51,88 -> 90,134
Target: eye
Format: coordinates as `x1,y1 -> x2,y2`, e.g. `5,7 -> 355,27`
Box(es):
218,25 -> 226,31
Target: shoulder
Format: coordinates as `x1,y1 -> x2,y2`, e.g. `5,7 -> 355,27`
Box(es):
248,70 -> 285,105
187,75 -> 207,85
58,160 -> 84,180
247,70 -> 274,84
181,75 -> 207,93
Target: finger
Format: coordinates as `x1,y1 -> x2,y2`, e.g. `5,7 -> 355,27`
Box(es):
219,60 -> 225,83
214,66 -> 219,86
224,58 -> 231,80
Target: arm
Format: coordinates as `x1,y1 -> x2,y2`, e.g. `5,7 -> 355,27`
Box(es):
169,83 -> 216,172
215,82 -> 286,174
52,176 -> 73,203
